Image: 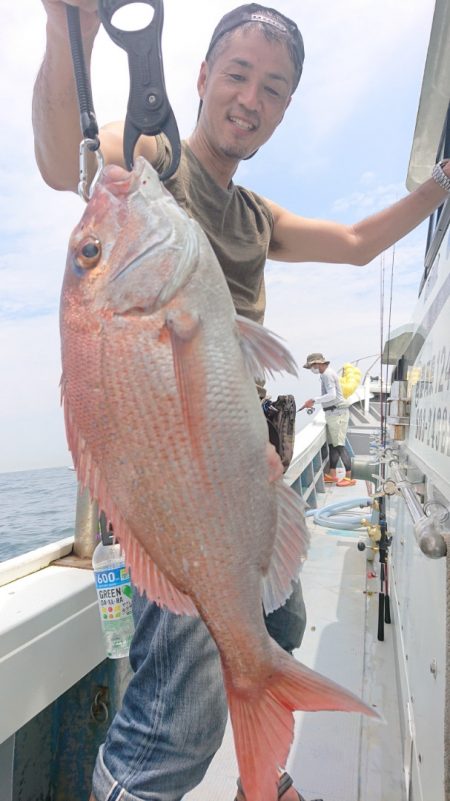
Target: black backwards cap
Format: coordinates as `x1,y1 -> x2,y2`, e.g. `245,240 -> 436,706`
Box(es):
205,4 -> 305,92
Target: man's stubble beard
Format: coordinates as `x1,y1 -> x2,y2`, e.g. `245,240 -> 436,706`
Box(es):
218,141 -> 255,162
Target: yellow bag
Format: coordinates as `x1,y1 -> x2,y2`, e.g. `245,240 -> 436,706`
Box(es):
340,363 -> 362,398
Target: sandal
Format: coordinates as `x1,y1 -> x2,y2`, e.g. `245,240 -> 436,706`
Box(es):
323,474 -> 336,483
234,771 -> 323,801
336,477 -> 356,487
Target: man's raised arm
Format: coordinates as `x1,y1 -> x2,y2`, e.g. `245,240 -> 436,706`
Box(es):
33,0 -> 101,192
33,1 -> 162,194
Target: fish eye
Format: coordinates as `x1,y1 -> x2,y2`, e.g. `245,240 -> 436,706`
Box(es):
74,237 -> 102,270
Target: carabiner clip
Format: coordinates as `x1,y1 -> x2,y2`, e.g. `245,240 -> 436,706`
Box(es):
98,0 -> 181,180
78,137 -> 104,202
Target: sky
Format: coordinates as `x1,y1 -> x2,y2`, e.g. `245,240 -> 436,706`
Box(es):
0,0 -> 437,472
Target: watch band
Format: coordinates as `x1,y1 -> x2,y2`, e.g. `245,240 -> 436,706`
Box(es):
431,159 -> 450,193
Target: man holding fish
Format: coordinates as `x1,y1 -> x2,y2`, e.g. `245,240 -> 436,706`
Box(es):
32,3 -> 450,801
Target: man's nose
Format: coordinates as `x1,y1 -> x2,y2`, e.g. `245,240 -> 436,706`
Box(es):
236,81 -> 261,112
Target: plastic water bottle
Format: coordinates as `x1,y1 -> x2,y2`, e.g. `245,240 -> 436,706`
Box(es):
92,514 -> 135,659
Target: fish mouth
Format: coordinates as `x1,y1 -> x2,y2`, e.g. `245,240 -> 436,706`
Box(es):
119,305 -> 155,318
110,228 -> 173,283
101,164 -> 140,195
108,218 -> 200,316
101,157 -> 153,197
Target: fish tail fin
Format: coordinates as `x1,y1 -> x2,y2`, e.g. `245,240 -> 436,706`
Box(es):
226,649 -> 377,801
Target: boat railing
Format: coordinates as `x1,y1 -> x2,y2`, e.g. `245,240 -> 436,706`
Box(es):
285,412 -> 328,508
0,537 -> 74,588
387,459 -> 448,558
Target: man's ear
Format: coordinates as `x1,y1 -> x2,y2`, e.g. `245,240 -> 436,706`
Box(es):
197,60 -> 209,99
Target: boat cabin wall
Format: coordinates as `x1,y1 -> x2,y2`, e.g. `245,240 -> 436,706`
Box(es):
385,106 -> 450,496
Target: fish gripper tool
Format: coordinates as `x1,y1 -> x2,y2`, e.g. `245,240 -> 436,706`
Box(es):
98,0 -> 181,180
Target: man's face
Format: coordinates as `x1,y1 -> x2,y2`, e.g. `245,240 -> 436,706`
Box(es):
197,27 -> 294,161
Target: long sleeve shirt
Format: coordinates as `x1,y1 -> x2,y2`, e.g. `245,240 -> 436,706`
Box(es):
314,366 -> 346,409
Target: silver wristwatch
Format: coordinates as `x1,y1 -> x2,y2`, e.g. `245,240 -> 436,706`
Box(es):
431,159 -> 450,193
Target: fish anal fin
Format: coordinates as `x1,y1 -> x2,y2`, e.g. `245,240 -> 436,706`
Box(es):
226,648 -> 378,801
262,482 -> 310,615
236,315 -> 297,380
111,511 -> 199,617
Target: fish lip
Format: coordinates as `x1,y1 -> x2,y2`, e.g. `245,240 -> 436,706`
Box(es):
101,158 -> 147,195
109,228 -> 173,285
117,305 -> 153,318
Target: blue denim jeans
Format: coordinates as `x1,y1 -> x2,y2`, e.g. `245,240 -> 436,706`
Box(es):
92,581 -> 306,801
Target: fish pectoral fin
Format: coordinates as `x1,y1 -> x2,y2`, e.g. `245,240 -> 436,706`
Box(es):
236,315 -> 298,380
261,482 -> 310,615
166,308 -> 208,465
117,520 -> 199,617
226,648 -> 377,801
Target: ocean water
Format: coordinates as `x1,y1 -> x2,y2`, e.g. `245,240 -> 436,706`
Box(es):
0,467 -> 78,562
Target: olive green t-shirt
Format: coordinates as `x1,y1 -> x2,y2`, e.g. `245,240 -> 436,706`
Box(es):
154,137 -> 274,324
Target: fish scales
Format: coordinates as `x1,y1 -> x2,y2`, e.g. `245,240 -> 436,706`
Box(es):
60,157 -> 377,801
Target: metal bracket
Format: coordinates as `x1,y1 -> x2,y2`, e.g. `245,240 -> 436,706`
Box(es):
389,461 -> 447,558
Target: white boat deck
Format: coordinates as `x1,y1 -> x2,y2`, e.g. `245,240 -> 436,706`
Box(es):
186,479 -> 405,801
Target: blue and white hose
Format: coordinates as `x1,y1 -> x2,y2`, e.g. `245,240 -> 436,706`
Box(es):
305,497 -> 373,530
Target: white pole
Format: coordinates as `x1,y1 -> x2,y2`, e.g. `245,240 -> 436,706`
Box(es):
364,376 -> 371,416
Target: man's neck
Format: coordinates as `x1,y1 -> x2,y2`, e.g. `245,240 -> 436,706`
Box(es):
187,130 -> 239,190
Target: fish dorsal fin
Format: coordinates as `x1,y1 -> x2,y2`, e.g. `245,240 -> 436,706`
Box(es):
261,482 -> 310,615
236,315 -> 298,380
117,520 -> 199,617
62,386 -> 199,618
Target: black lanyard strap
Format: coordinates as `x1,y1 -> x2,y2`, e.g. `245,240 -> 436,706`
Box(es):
65,3 -> 103,200
65,3 -> 100,146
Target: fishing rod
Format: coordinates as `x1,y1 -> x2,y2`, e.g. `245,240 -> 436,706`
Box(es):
374,493 -> 392,641
65,0 -> 181,200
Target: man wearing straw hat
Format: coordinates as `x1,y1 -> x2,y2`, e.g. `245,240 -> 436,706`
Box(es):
302,354 -> 356,487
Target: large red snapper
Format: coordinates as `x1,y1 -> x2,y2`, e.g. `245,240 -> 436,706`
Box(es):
60,157 -> 376,801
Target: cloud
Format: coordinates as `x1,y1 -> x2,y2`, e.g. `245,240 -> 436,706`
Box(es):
332,179 -> 404,214
292,0 -> 434,141
263,228 -> 426,403
0,171 -> 82,324
0,312 -> 69,472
